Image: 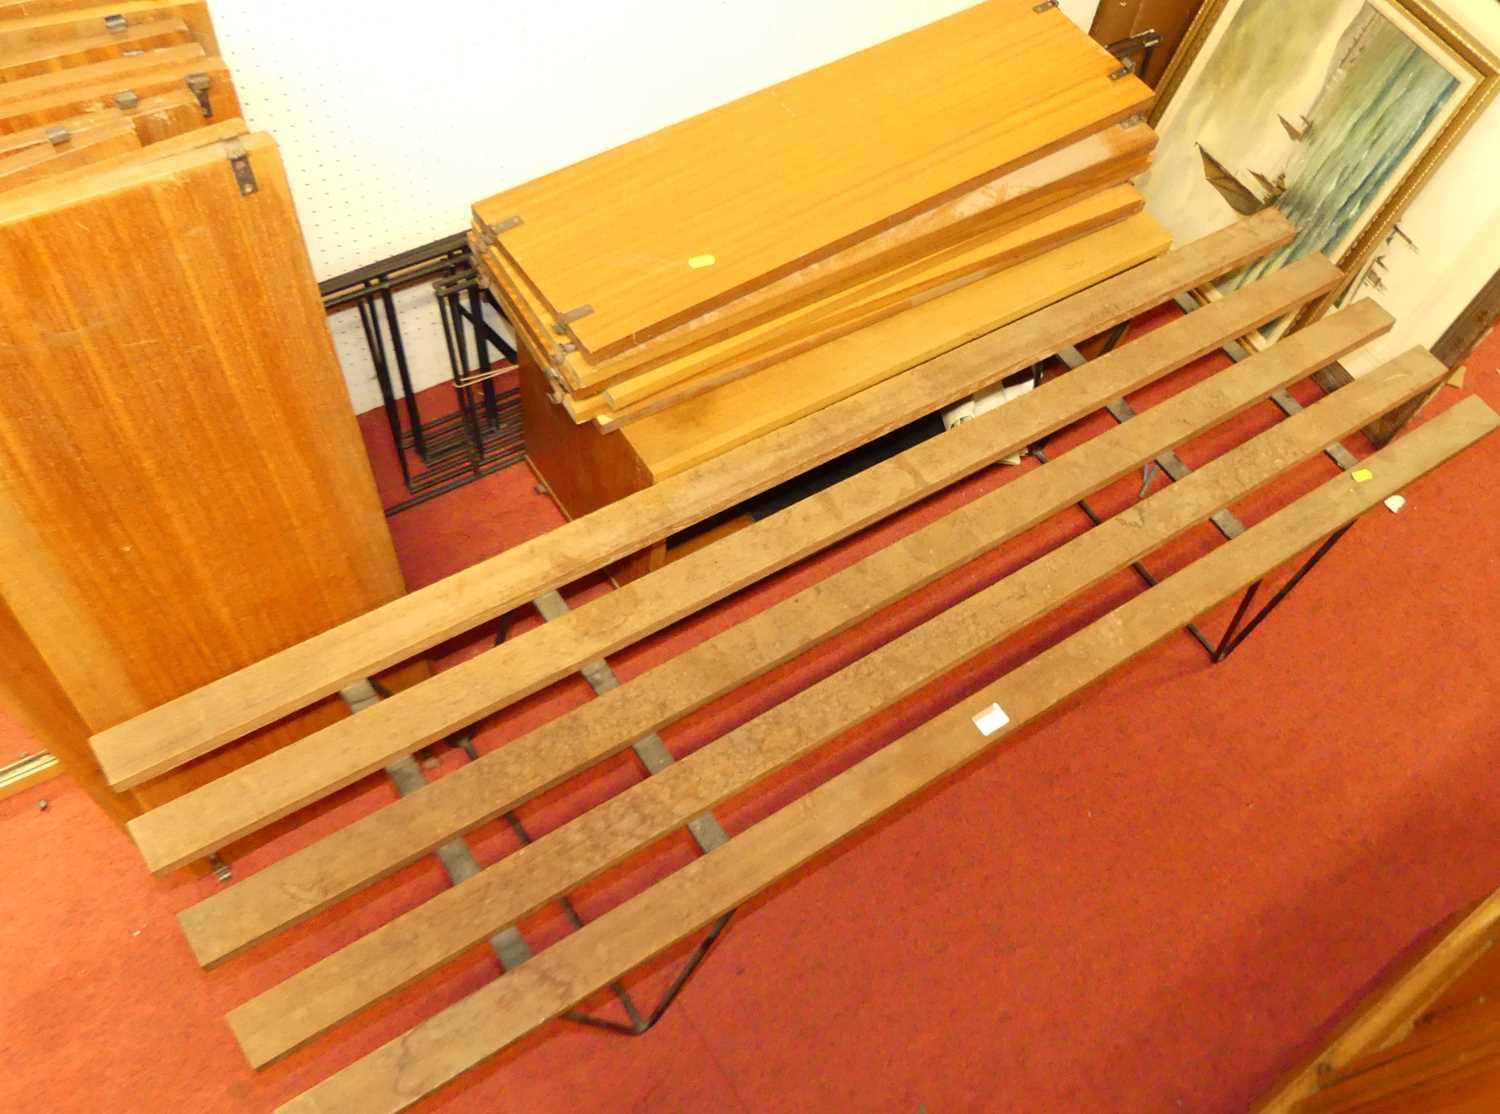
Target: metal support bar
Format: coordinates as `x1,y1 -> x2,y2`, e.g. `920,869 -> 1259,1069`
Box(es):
448,590 -> 735,1036
339,679 -> 532,972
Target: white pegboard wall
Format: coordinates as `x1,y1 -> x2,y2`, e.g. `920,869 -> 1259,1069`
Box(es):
209,0 -> 1100,414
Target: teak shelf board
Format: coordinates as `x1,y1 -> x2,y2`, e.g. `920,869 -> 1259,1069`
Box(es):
584,188 -> 1147,426
0,54 -> 236,133
275,398 -> 1500,1114
0,131 -> 405,812
0,18 -> 191,83
475,2 -> 1152,358
0,2 -> 218,55
617,213 -> 1173,476
592,185 -> 1147,421
0,114 -> 136,190
121,247 -> 1337,875
0,101 -> 121,155
89,211 -> 1295,803
179,296 -> 1398,971
218,307 -> 1401,1062
486,123 -> 1158,392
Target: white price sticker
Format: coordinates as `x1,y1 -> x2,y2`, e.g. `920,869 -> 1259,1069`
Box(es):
972,702 -> 1011,737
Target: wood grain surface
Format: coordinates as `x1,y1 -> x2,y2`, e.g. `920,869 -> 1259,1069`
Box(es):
0,113 -> 136,189
0,1 -> 217,53
0,54 -> 236,133
617,213 -> 1172,474
120,248 -> 1338,873
476,2 -> 1151,357
181,298 -> 1396,972
484,123 -> 1157,392
0,19 -> 190,82
0,132 -> 404,818
273,394 -> 1500,1114
90,212 -> 1295,801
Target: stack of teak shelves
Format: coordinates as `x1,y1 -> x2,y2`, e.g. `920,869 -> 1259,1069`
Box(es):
470,0 -> 1169,581
0,1 -> 407,829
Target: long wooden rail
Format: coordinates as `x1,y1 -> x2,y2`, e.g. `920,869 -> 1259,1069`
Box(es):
270,396 -> 1499,1114
90,211 -> 1296,794
124,239 -> 1337,875
178,298 -> 1394,969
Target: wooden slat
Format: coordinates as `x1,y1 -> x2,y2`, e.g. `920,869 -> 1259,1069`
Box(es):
274,398 -> 1500,1114
0,114 -> 136,190
0,40 -> 202,103
230,335 -> 1428,1068
217,311 -> 1410,1043
477,3 -> 1150,358
89,210 -> 1296,796
122,250 -> 1339,873
0,54 -> 236,133
591,186 -> 1146,420
613,214 -> 1171,464
492,123 -> 1157,389
0,2 -> 218,54
181,300 -> 1400,969
0,101 -> 121,156
120,87 -> 201,142
0,132 -> 406,818
0,18 -> 190,82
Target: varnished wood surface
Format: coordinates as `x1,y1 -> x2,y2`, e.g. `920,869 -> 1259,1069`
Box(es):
89,212 -> 1295,802
593,186 -> 1147,420
120,86 -> 202,142
0,39 -> 201,102
274,396 -> 1500,1114
121,249 -> 1339,874
485,123 -> 1157,392
0,1 -> 218,54
0,100 -> 120,154
0,18 -> 190,82
0,112 -> 135,189
620,213 -> 1172,478
182,297 -> 1394,973
227,320 -> 1414,1069
0,132 -> 404,817
0,54 -> 237,133
476,2 -> 1151,358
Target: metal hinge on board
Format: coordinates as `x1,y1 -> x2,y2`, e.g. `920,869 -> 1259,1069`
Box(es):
185,72 -> 213,117
1033,0 -> 1059,11
491,215 -> 523,234
1109,58 -> 1137,81
104,13 -> 128,33
552,304 -> 594,335
222,137 -> 258,196
45,125 -> 71,147
112,88 -> 139,110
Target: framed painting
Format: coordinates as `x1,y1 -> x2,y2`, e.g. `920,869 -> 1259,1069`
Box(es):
1141,0 -> 1500,341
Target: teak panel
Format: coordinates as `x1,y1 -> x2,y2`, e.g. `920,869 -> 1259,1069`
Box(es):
0,2 -> 218,54
0,40 -> 202,102
487,123 -> 1158,391
620,213 -> 1173,478
0,100 -> 120,155
0,19 -> 191,82
122,249 -> 1340,874
0,133 -> 405,816
88,211 -> 1295,798
594,186 -> 1147,420
275,399 -> 1500,1114
121,87 -> 203,142
183,300 -> 1401,972
0,54 -> 236,133
0,114 -> 136,190
476,2 -> 1152,357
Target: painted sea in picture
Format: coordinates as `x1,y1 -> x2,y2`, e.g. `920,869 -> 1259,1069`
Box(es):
1143,0 -> 1469,326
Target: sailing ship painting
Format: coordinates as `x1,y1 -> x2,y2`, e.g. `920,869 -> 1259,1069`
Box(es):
1143,0 -> 1476,338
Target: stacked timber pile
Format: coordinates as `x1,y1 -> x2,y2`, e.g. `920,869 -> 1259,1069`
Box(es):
470,0 -> 1161,436
0,1 -> 407,827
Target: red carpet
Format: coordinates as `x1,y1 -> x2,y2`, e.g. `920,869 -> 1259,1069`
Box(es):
2,309 -> 1498,1114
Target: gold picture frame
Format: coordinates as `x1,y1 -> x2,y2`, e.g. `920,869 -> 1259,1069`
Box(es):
1146,0 -> 1500,338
